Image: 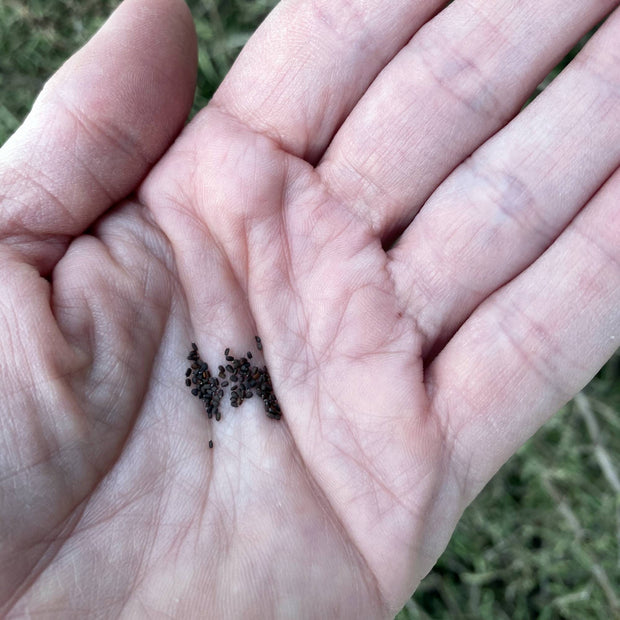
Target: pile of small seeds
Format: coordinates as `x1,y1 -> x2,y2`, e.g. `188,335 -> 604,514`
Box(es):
186,342 -> 224,421
185,337 -> 282,446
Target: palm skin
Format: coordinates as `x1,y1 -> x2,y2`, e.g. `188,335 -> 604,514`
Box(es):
1,0 -> 619,617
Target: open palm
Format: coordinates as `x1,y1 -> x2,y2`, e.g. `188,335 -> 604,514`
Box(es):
2,0 -> 619,617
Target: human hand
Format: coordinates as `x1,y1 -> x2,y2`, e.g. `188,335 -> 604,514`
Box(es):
1,0 -> 618,617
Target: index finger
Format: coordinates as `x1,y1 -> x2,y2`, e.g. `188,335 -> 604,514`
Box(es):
0,0 -> 197,273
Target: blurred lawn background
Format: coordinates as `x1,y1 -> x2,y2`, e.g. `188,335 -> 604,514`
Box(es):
1,1 -> 618,618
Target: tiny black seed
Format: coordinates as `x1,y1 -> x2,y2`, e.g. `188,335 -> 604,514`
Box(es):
225,347 -> 230,356
209,440 -> 214,449
231,375 -> 238,382
221,381 -> 229,387
225,364 -> 233,373
215,410 -> 221,421
192,342 -> 198,351
226,355 -> 234,362
255,336 -> 261,344
185,378 -> 191,387
191,388 -> 199,396
185,368 -> 191,377
257,342 -> 263,351
247,351 -> 253,359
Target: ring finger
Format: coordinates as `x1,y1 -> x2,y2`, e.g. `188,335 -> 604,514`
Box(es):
318,0 -> 618,241
389,9 -> 620,356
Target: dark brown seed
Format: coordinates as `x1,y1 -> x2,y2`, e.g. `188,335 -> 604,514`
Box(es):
185,368 -> 191,377
247,351 -> 253,359
221,381 -> 229,387
226,355 -> 234,362
225,347 -> 230,356
185,378 -> 191,387
209,440 -> 214,449
215,410 -> 221,421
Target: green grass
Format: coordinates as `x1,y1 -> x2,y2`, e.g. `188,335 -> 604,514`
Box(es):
1,1 -> 619,618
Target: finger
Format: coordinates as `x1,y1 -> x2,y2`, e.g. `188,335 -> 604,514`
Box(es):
0,202 -> 178,607
0,0 -> 197,274
211,0 -> 445,162
428,166 -> 620,506
318,0 -> 618,239
389,10 -> 620,356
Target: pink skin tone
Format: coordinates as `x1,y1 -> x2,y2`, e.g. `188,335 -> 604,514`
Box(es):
0,0 -> 619,617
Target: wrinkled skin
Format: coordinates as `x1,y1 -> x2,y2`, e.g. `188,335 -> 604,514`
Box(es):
1,0 -> 619,617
